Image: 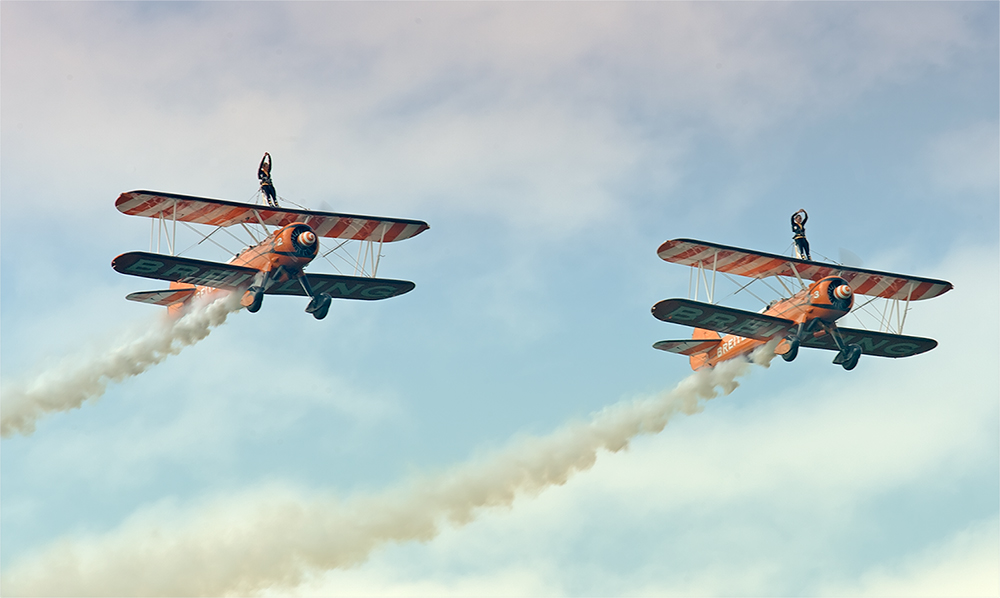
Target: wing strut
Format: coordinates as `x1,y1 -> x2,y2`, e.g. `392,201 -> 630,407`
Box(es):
786,260 -> 807,291
897,282 -> 914,334
691,250 -> 720,303
172,199 -> 178,256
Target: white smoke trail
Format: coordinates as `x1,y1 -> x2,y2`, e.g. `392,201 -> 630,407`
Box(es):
2,346 -> 776,597
0,292 -> 244,438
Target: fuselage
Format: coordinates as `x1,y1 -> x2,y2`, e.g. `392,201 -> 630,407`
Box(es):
689,276 -> 854,370
168,223 -> 319,315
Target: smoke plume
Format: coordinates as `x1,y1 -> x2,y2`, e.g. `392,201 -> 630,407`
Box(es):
2,347 -> 775,597
0,293 -> 244,438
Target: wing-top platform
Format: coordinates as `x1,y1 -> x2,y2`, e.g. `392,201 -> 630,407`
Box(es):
657,238 -> 952,301
112,252 -> 415,301
116,190 -> 429,243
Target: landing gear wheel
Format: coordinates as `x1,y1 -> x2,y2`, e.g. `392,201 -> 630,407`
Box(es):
307,293 -> 332,320
842,344 -> 861,371
246,288 -> 264,313
781,338 -> 800,362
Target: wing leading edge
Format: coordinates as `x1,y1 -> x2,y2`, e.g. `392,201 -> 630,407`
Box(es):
657,238 -> 952,301
116,191 -> 429,243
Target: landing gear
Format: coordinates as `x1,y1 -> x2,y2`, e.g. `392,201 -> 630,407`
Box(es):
782,321 -> 810,363
298,274 -> 332,320
781,338 -> 800,362
241,270 -> 272,313
306,293 -> 332,320
840,344 -> 862,371
812,320 -> 862,371
245,287 -> 265,313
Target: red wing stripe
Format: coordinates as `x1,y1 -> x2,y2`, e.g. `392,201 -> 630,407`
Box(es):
353,220 -> 380,240
205,206 -> 248,226
180,202 -> 220,222
909,281 -> 935,301
325,218 -> 353,238
340,219 -> 368,239
381,222 -> 407,242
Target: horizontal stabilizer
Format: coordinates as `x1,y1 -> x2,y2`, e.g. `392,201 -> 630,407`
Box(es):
657,238 -> 953,301
116,191 -> 429,242
653,339 -> 722,356
113,252 -> 414,301
652,298 -> 793,341
804,326 -> 937,358
125,288 -> 197,306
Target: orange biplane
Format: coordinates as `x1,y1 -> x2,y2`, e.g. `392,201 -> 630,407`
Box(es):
112,190 -> 429,319
651,239 -> 953,371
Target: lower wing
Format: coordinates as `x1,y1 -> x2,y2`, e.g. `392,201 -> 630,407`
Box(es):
652,298 -> 793,341
112,252 -> 415,301
803,326 -> 937,358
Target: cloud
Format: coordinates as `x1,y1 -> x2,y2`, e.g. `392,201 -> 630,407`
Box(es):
3,3 -> 991,230
825,516 -> 999,597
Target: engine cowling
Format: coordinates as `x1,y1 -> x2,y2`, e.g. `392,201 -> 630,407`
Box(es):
807,276 -> 854,315
280,224 -> 319,258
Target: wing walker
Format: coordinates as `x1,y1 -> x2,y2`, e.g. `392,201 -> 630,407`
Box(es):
112,156 -> 429,319
651,231 -> 952,371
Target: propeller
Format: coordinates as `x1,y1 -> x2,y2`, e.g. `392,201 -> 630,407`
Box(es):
838,247 -> 864,268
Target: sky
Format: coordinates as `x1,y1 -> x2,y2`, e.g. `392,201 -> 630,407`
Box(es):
1,2 -> 998,596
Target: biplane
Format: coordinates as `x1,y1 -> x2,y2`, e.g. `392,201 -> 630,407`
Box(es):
651,239 -> 953,371
112,190 -> 429,319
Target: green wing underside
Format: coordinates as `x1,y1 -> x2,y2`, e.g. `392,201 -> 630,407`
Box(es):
652,298 -> 936,358
112,251 -> 414,301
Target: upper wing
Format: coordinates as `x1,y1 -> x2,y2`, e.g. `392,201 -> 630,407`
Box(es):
801,326 -> 937,358
112,252 -> 415,301
651,298 -> 794,341
116,190 -> 430,242
657,238 -> 953,301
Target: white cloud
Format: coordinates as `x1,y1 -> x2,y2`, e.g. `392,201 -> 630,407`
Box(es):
3,3 -> 990,230
824,516 -> 1000,597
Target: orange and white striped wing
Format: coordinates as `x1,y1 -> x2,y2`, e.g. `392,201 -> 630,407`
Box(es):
116,191 -> 429,242
657,239 -> 952,301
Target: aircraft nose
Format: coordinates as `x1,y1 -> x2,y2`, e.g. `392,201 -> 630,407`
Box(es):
298,231 -> 317,246
834,284 -> 853,300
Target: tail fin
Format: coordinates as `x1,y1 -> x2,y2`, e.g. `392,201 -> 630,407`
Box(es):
689,328 -> 720,371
